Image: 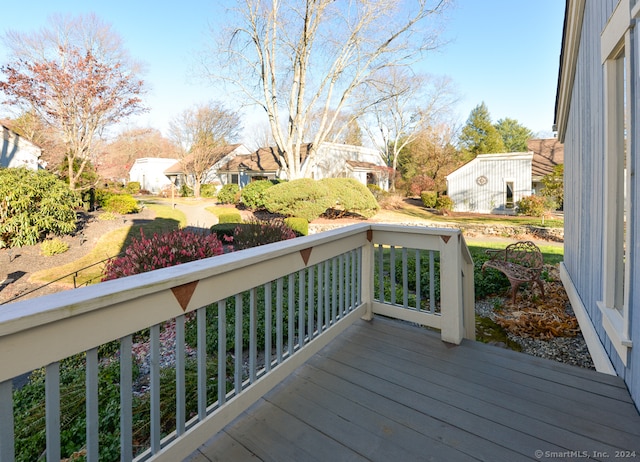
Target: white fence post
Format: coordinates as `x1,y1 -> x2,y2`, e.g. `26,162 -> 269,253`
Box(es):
360,229 -> 374,321
439,234 -> 464,344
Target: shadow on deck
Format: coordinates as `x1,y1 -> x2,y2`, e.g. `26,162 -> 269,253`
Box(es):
187,316 -> 640,462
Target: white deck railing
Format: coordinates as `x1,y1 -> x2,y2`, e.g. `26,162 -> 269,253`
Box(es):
0,223 -> 474,462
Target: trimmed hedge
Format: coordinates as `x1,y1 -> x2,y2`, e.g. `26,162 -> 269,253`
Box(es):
263,178 -> 334,222
103,194 -> 140,214
240,180 -> 276,210
435,195 -> 454,213
217,212 -> 242,224
217,184 -> 240,204
284,217 -> 309,236
420,191 -> 437,208
319,178 -> 379,218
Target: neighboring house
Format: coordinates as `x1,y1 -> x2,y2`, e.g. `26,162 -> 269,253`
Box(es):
445,138 -> 564,214
555,0 -> 640,410
0,124 -> 42,170
163,144 -> 252,190
218,142 -> 389,189
528,138 -> 564,194
129,157 -> 179,194
445,152 -> 533,214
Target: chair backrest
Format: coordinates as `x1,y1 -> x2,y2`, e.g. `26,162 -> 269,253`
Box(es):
505,241 -> 543,269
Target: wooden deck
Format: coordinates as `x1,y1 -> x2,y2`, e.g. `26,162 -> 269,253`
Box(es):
186,316 -> 640,462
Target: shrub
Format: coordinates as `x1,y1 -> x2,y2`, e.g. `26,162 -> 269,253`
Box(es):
263,178 -> 334,222
319,178 -> 379,218
284,217 -> 309,236
435,195 -> 454,213
217,184 -> 240,204
516,195 -> 556,217
408,175 -> 436,197
210,223 -> 238,240
240,180 -> 275,210
420,191 -> 437,208
0,168 -> 82,248
94,188 -> 117,208
125,181 -> 141,194
367,183 -> 389,201
217,211 -> 242,224
102,228 -> 224,280
233,219 -> 297,250
200,184 -> 217,198
378,193 -> 406,210
40,238 -> 70,256
180,183 -> 193,197
103,194 -> 139,214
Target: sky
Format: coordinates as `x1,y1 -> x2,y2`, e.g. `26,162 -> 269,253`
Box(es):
0,0 -> 566,144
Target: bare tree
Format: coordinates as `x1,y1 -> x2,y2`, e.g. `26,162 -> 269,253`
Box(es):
103,128 -> 180,181
363,71 -> 457,191
208,0 -> 451,179
169,101 -> 242,197
398,121 -> 462,194
0,14 -> 146,190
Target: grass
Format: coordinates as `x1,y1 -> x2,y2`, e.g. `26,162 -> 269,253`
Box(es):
30,204 -> 186,286
466,241 -> 564,266
389,201 -> 564,228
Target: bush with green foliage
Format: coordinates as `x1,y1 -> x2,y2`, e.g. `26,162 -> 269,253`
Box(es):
284,217 -> 308,236
263,178 -> 334,222
233,219 -> 297,250
217,183 -> 240,204
420,191 -> 437,208
240,180 -> 275,210
435,195 -> 454,213
102,228 -> 224,280
103,194 -> 140,214
0,168 -> 82,248
210,223 -> 238,240
217,211 -> 242,224
200,183 -> 217,198
180,183 -> 193,197
516,195 -> 556,217
125,181 -> 141,194
367,183 -> 389,201
541,164 -> 564,209
40,238 -> 70,256
319,178 -> 379,218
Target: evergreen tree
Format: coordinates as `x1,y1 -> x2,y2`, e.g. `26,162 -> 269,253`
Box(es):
458,102 -> 505,160
495,117 -> 533,152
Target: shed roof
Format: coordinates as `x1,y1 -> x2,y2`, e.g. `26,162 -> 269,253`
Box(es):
528,138 -> 564,179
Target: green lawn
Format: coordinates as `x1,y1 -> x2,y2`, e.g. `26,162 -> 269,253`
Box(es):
31,203 -> 186,286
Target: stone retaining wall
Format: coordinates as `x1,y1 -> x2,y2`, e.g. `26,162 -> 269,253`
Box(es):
309,222 -> 564,243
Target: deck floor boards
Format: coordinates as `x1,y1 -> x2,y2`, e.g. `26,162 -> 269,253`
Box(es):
188,316 -> 640,462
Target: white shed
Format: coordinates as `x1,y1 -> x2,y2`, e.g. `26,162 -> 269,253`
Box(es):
0,124 -> 42,170
446,152 -> 533,214
129,158 -> 179,194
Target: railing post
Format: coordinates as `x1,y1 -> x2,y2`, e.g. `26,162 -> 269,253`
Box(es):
361,230 -> 374,321
439,234 -> 464,344
462,252 -> 476,341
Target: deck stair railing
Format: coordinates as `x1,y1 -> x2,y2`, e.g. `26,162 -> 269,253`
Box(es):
0,223 -> 474,462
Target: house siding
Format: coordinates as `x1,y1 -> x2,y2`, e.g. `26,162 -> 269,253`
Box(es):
0,125 -> 42,170
446,154 -> 532,213
129,158 -> 179,193
562,0 -> 639,407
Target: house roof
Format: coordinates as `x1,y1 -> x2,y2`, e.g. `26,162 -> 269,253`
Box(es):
164,144 -> 246,174
346,160 -> 386,171
528,138 -> 564,179
218,145 -> 312,173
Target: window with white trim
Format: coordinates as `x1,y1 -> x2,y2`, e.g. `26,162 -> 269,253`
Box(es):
598,0 -> 633,365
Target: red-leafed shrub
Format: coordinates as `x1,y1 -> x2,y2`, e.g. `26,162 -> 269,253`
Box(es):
233,219 -> 297,250
102,228 -> 224,280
